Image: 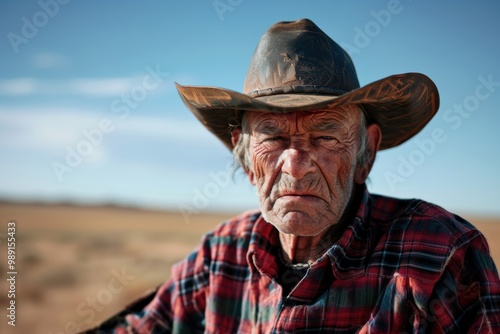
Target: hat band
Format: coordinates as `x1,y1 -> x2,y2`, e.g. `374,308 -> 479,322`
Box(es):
246,85 -> 349,98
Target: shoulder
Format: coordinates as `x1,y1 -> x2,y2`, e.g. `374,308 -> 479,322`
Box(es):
370,193 -> 480,243
369,194 -> 486,279
208,209 -> 261,239
199,209 -> 261,262
171,209 -> 261,278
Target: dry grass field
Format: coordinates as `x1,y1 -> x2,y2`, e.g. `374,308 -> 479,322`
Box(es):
0,202 -> 499,334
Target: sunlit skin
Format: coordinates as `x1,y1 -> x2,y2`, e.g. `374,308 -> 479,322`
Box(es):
232,105 -> 381,264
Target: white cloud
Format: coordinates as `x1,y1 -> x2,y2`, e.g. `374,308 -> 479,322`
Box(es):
117,115 -> 213,142
0,77 -> 145,97
0,107 -> 102,152
31,52 -> 70,69
0,67 -> 189,97
0,78 -> 38,95
0,107 -> 216,154
69,77 -> 143,96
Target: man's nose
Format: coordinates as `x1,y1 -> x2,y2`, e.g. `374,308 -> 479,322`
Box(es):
281,147 -> 316,179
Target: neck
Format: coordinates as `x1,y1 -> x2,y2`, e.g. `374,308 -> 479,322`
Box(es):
278,232 -> 329,265
278,184 -> 363,265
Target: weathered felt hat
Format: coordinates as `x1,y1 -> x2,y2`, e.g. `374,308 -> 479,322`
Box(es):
176,18 -> 439,150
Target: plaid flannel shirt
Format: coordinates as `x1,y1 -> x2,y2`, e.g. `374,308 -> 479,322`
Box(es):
96,187 -> 500,333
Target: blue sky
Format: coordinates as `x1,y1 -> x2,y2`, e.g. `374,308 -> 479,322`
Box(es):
1,0 -> 499,217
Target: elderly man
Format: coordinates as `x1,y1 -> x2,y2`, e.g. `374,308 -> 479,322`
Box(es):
88,19 -> 500,333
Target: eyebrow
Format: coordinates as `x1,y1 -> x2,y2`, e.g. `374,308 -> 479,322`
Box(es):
254,123 -> 284,135
252,117 -> 345,134
308,120 -> 342,132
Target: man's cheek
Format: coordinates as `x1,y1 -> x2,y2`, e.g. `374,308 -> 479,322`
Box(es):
250,156 -> 268,180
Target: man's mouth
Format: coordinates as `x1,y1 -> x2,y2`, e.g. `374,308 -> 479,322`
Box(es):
278,191 -> 322,200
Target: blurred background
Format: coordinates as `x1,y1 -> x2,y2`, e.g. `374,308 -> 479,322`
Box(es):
0,1 -> 499,333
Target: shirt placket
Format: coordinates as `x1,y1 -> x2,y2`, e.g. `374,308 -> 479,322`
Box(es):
270,259 -> 331,332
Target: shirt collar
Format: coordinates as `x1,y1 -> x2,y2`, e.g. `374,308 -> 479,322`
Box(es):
326,186 -> 372,280
247,215 -> 280,278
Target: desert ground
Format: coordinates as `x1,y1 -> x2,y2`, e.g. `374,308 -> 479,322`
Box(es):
0,202 -> 499,334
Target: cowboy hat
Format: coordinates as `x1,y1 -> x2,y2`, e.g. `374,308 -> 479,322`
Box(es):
175,18 -> 439,150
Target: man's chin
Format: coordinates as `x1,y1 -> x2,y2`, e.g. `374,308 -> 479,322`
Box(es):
268,210 -> 332,237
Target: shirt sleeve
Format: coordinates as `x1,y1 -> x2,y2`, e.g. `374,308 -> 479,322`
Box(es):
361,225 -> 500,334
419,230 -> 500,333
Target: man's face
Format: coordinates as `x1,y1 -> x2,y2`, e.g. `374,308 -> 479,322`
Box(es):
245,107 -> 364,237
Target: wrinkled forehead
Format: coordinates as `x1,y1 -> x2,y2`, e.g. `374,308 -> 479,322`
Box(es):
242,104 -> 365,131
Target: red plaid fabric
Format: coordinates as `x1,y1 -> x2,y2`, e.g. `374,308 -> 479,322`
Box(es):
99,187 -> 500,333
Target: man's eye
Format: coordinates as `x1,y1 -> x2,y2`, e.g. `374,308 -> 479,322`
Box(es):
266,136 -> 286,142
316,136 -> 336,141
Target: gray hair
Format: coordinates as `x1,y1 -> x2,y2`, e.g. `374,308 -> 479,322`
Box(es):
231,106 -> 371,172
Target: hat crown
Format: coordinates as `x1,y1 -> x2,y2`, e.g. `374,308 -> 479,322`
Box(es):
244,19 -> 360,97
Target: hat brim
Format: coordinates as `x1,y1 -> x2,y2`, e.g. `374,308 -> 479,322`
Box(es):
176,72 -> 439,151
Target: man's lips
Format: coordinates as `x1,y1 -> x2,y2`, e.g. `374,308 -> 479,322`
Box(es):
277,191 -> 322,200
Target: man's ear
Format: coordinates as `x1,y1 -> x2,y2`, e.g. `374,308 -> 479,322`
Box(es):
230,128 -> 241,147
231,128 -> 256,185
246,171 -> 256,186
354,123 -> 382,184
